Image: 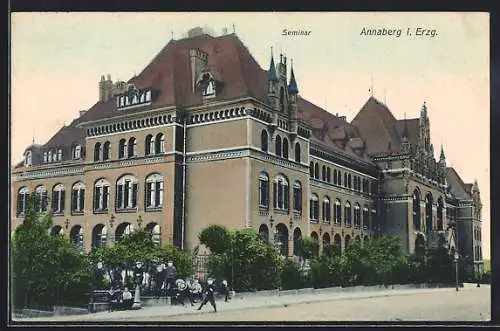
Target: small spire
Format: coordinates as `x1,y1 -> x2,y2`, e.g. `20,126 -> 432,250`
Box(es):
402,113 -> 409,138
171,30 -> 174,40
440,143 -> 446,161
268,49 -> 278,82
288,60 -> 298,94
232,23 -> 236,34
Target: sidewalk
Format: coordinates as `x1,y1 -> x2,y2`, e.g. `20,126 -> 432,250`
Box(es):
18,284 -> 488,322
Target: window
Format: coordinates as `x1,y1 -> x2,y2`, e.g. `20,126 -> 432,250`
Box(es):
333,169 -> 338,185
116,175 -> 138,210
259,172 -> 270,208
309,194 -> 319,221
93,179 -> 110,212
293,181 -> 302,213
93,143 -> 101,162
354,203 -> 361,227
344,173 -> 348,187
25,151 -> 32,167
322,197 -> 331,223
337,170 -> 342,186
275,135 -> 282,157
327,167 -> 331,183
282,138 -> 289,159
322,165 -> 326,181
279,87 -> 285,112
146,135 -> 154,155
309,162 -> 314,177
261,130 -> 269,152
155,133 -> 165,154
363,206 -> 369,228
413,188 -> 421,231
52,151 -> 57,162
43,152 -> 48,163
437,197 -> 444,231
314,163 -> 319,179
145,173 -> 164,209
103,141 -> 111,161
48,150 -> 52,162
16,187 -> 29,217
348,174 -> 352,189
73,145 -> 82,159
294,143 -> 301,163
273,174 -> 289,211
51,184 -> 65,214
57,149 -> 62,161
71,182 -> 85,214
334,199 -> 342,224
35,185 -> 48,212
127,137 -> 137,158
118,139 -> 126,159
344,201 -> 352,226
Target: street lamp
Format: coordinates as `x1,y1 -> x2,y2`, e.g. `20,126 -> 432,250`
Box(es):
454,252 -> 459,292
476,262 -> 481,288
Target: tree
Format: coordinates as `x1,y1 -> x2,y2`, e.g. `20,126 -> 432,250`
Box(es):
12,193 -> 92,308
298,236 -> 319,260
199,224 -> 232,254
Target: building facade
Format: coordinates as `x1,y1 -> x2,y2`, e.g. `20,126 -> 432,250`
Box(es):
11,27 -> 482,268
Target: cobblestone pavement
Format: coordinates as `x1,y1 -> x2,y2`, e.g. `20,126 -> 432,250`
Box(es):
19,284 -> 490,322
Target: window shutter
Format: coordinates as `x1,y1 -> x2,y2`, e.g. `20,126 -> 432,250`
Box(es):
284,185 -> 289,211
145,183 -> 151,208
80,189 -> 85,211
132,183 -> 138,208
16,194 -> 22,215
117,184 -> 123,209
52,190 -> 58,212
72,189 -> 77,211
273,182 -> 277,209
60,190 -> 65,212
102,186 -> 109,210
94,187 -> 99,211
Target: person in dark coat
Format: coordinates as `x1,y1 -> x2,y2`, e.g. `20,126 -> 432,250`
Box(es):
197,278 -> 217,312
219,279 -> 230,303
173,278 -> 195,307
164,261 -> 177,297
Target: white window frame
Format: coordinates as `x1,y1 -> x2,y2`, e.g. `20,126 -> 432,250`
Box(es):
258,172 -> 269,207
146,174 -> 164,208
17,187 -> 30,216
94,179 -> 110,211
72,182 -> 86,212
53,184 -> 65,213
273,174 -> 289,210
116,175 -> 138,209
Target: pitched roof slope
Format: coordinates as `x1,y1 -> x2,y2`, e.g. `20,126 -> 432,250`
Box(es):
446,167 -> 472,199
351,97 -> 403,155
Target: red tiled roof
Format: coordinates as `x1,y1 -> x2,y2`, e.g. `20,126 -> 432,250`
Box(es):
446,167 -> 472,199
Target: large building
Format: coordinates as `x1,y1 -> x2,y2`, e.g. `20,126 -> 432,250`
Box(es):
11,27 -> 483,270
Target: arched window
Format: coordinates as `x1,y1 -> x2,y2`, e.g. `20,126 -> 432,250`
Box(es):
322,196 -> 331,223
326,167 -> 331,183
73,145 -> 82,159
413,188 -> 421,231
293,228 -> 302,256
279,87 -> 285,112
274,223 -> 289,256
275,135 -> 282,157
70,225 -> 84,252
57,149 -> 63,161
363,206 -> 370,229
294,142 -> 301,163
71,182 -> 85,214
155,133 -> 165,154
425,193 -> 433,232
314,163 -> 319,179
92,224 -> 107,248
437,197 -> 444,231
35,185 -> 48,212
310,193 -> 319,221
348,174 -> 352,189
43,151 -> 48,163
334,199 -> 342,224
261,130 -> 269,152
322,165 -> 326,181
259,224 -> 269,242
333,169 -> 338,185
273,174 -> 289,211
259,172 -> 270,208
282,138 -> 289,159
293,181 -> 302,213
93,179 -> 110,212
334,234 -> 342,254
51,184 -> 65,214
145,173 -> 164,209
344,201 -> 352,226
309,162 -> 314,177
115,222 -> 134,242
94,142 -> 102,162
48,150 -> 52,163
24,151 -> 32,167
127,137 -> 137,158
118,139 -> 126,159
145,134 -> 154,156
337,170 -> 342,186
16,187 -> 30,217
345,235 -> 351,248
116,175 -> 138,210
103,141 -> 111,161
146,223 -> 162,246
52,150 -> 58,162
354,203 -> 361,227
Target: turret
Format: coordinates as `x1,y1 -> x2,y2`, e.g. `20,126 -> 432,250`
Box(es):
288,60 -> 299,137
267,50 -> 279,111
401,113 -> 410,153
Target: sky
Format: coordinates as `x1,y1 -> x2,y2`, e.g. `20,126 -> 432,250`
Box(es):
10,12 -> 490,258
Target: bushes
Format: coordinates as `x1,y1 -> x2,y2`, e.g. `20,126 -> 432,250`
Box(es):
280,258 -> 310,290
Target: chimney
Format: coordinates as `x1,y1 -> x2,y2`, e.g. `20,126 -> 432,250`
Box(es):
339,116 -> 346,121
79,110 -> 87,117
222,27 -> 228,35
188,27 -> 204,37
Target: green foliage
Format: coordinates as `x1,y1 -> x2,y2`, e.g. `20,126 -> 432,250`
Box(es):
279,258 -> 310,290
207,227 -> 281,292
298,236 -> 319,260
425,247 -> 454,284
12,193 -> 92,308
199,224 -> 232,254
